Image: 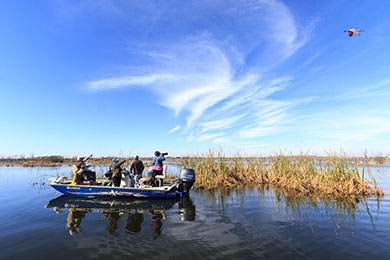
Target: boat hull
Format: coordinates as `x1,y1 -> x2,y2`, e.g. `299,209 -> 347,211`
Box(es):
50,183 -> 181,199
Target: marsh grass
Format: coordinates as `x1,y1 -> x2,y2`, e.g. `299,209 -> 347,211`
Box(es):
180,149 -> 384,198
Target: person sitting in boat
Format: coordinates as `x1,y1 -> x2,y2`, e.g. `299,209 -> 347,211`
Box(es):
122,168 -> 132,187
71,156 -> 96,185
148,151 -> 167,186
111,158 -> 127,187
130,155 -> 145,188
102,166 -> 113,186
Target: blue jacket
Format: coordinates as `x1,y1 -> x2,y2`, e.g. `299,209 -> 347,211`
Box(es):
153,155 -> 165,167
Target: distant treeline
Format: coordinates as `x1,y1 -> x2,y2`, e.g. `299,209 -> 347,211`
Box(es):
0,154 -> 388,167
0,155 -> 98,167
0,155 -> 178,167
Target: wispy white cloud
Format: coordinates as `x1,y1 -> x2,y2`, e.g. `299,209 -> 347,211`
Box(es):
198,133 -> 226,142
321,116 -> 390,142
85,0 -> 314,146
339,79 -> 390,100
205,76 -> 291,122
186,134 -> 195,142
212,136 -> 232,144
199,115 -> 245,132
167,125 -> 181,135
260,0 -> 304,59
89,73 -> 176,90
238,115 -> 289,138
235,141 -> 281,152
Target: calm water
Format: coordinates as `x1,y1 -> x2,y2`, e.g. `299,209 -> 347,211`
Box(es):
0,166 -> 390,260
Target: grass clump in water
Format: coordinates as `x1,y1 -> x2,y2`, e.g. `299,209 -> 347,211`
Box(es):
180,149 -> 384,198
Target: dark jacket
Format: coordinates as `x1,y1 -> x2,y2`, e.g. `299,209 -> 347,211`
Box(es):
130,159 -> 145,175
112,160 -> 126,178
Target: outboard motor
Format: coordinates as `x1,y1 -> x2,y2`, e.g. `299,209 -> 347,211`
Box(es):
178,168 -> 195,195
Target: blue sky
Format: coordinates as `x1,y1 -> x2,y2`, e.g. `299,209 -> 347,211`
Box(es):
1,0 -> 389,157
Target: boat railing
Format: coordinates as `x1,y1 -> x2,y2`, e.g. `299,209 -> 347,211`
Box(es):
49,176 -> 70,184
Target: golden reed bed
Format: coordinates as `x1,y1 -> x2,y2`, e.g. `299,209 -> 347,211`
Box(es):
179,150 -> 384,198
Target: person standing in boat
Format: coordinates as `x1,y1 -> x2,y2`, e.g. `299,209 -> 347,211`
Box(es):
111,158 -> 127,187
130,155 -> 145,188
149,151 -> 167,186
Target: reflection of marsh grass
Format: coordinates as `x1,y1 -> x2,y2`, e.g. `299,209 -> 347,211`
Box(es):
267,188 -> 377,235
200,187 -> 379,235
180,149 -> 384,198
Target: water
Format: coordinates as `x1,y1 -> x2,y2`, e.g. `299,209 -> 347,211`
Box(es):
0,166 -> 390,259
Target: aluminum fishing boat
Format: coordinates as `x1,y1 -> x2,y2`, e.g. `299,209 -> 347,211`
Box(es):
49,168 -> 195,199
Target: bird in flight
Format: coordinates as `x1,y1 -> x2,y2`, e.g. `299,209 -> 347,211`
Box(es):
344,29 -> 364,37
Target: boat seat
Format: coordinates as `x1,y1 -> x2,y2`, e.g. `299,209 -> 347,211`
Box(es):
155,165 -> 167,187
138,165 -> 167,187
138,177 -> 152,187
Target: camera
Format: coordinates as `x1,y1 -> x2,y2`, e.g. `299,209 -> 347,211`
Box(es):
162,152 -> 168,156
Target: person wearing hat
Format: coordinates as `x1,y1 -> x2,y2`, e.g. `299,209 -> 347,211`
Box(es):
111,158 -> 127,187
152,151 -> 166,173
72,156 -> 88,185
149,151 -> 167,186
130,155 -> 145,188
71,155 -> 95,185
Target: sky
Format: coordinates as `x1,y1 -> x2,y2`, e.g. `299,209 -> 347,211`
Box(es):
0,0 -> 390,157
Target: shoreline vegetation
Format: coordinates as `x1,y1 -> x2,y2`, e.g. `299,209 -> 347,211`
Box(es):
0,153 -> 389,167
0,151 -> 387,198
180,150 -> 385,198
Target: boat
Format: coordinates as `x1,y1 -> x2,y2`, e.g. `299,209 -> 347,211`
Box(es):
49,168 -> 195,199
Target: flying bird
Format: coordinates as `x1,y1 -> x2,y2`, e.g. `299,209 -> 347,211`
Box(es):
344,29 -> 364,37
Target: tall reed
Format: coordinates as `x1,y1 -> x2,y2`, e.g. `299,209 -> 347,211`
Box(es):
180,149 -> 384,198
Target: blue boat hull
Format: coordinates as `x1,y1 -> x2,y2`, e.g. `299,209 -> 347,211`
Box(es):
50,183 -> 181,199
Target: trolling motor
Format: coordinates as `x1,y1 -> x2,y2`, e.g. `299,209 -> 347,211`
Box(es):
175,168 -> 196,196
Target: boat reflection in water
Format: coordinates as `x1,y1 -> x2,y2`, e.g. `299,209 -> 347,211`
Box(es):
179,195 -> 196,221
65,208 -> 89,235
46,195 -> 196,237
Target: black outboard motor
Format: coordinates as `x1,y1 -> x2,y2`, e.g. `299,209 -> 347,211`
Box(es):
177,168 -> 195,195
